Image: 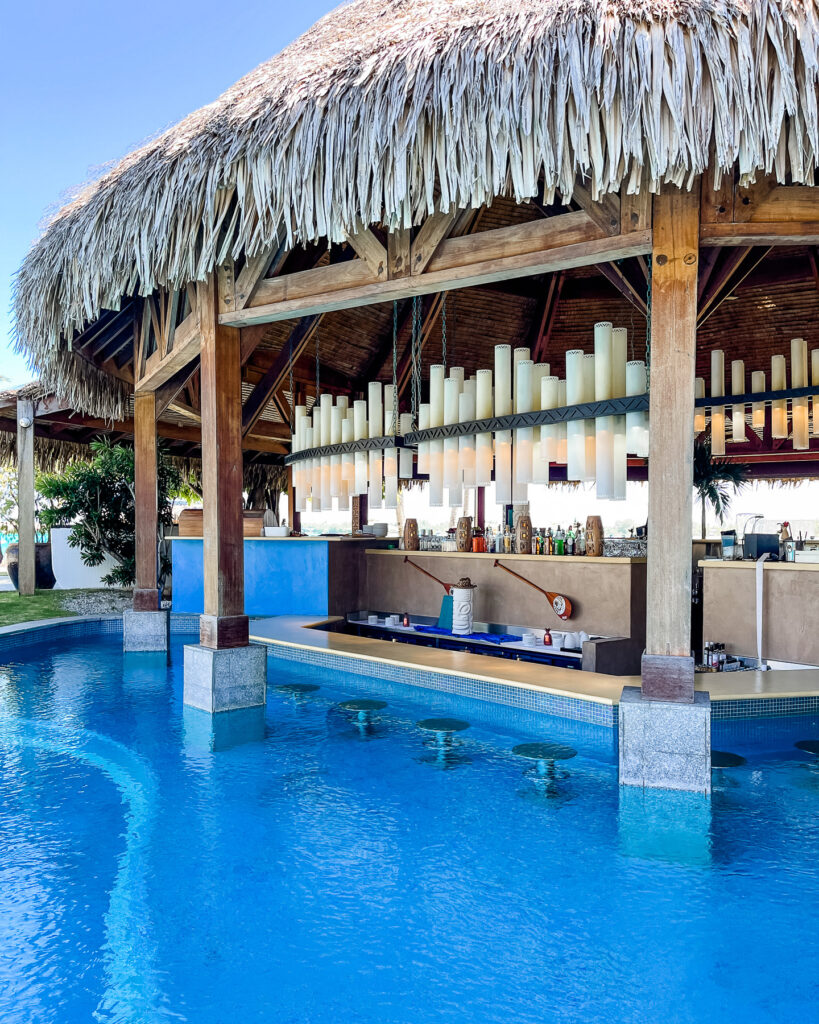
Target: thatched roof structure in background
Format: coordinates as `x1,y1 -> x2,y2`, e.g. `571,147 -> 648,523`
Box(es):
14,0 -> 819,415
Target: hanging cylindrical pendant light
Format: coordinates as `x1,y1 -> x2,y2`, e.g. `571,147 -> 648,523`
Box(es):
540,375 -> 559,474
565,349 -> 586,481
494,345 -> 512,504
694,378 -> 706,435
731,360 -> 747,443
611,326 -> 628,501
300,421 -> 312,511
582,353 -> 596,482
556,380 -> 568,465
417,403 -> 430,474
791,338 -> 809,450
428,364 -> 445,506
751,371 -> 766,430
399,413 -> 414,478
330,404 -> 343,497
459,383 -> 476,488
353,400 -> 368,497
514,359 -> 534,485
771,354 -> 787,439
711,350 -> 726,455
531,363 -> 550,485
475,369 -> 493,486
594,322 -> 614,500
444,376 -> 461,505
311,405 -> 322,509
342,410 -> 355,486
812,349 -> 819,436
320,393 -> 332,509
626,361 -> 647,456
367,382 -> 383,508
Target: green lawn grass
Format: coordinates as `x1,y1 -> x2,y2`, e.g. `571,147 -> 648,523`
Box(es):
0,590 -> 79,628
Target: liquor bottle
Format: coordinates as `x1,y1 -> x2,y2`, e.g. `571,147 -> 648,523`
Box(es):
576,522 -> 586,556
545,527 -> 554,555
566,526 -> 575,556
503,524 -> 512,554
554,525 -> 565,556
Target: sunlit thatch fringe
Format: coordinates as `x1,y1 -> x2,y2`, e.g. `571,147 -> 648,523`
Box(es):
0,433 -> 90,473
14,0 -> 819,416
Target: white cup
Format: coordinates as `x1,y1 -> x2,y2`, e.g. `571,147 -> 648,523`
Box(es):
368,614 -> 378,624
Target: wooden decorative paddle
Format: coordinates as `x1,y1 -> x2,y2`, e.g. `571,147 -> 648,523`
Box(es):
403,556 -> 453,593
493,559 -> 573,620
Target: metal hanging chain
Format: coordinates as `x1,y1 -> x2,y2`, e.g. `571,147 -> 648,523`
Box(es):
644,255 -> 652,390
391,300 -> 398,435
410,295 -> 420,425
441,292 -> 447,371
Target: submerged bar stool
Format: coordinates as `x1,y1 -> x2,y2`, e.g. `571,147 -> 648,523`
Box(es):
512,741 -> 577,793
339,698 -> 388,736
416,718 -> 470,767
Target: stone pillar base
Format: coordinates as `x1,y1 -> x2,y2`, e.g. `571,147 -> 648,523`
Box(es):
123,608 -> 169,652
183,643 -> 267,713
618,685 -> 711,794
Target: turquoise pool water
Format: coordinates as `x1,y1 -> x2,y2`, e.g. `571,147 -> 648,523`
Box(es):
1,635 -> 818,1023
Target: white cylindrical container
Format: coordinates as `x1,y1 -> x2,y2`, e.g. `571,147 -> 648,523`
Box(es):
556,381 -> 568,465
494,430 -> 512,504
594,322 -> 614,500
812,349 -> 819,435
368,382 -> 383,438
565,349 -> 586,480
626,361 -> 647,455
353,399 -> 368,496
444,377 -> 461,492
494,346 -> 512,416
540,375 -> 559,470
383,446 -> 398,509
751,370 -> 766,430
582,353 -> 596,482
791,338 -> 809,450
429,365 -> 445,427
417,403 -> 430,474
311,407 -> 322,509
771,354 -> 787,439
330,405 -> 343,498
711,349 -> 726,455
368,448 -> 383,508
475,368 -> 493,486
531,363 -> 550,485
342,412 -> 355,485
694,377 -> 706,435
731,360 -> 747,443
459,389 -> 476,488
451,585 -> 476,636
383,385 -> 395,437
514,359 -> 534,484
399,412 -> 414,478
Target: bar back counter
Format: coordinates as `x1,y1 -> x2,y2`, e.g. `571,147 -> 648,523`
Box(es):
701,560 -> 819,666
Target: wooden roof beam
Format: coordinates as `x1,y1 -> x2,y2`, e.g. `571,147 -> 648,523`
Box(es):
697,246 -> 771,327
530,271 -> 564,362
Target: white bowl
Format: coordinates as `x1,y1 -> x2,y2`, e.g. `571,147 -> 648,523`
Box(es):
264,526 -> 290,537
369,523 -> 388,537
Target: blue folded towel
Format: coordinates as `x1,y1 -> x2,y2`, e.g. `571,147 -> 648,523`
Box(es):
412,625 -> 521,645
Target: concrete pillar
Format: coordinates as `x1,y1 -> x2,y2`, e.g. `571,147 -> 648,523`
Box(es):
16,399 -> 35,596
619,185 -> 711,794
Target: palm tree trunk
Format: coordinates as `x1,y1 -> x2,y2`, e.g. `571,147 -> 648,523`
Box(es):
701,497 -> 706,540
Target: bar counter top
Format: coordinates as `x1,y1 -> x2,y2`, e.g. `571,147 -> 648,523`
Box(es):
170,534 -> 390,542
699,558 -> 819,571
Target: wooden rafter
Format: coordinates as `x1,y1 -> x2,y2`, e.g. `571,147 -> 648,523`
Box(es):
696,246 -> 771,327
594,260 -> 647,314
529,271 -> 564,362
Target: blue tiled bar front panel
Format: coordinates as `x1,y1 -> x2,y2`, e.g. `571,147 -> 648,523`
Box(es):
171,539 -> 330,616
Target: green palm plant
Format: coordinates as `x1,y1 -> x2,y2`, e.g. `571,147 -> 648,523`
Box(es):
693,439 -> 749,539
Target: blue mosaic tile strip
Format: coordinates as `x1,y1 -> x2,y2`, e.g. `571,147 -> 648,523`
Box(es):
711,696 -> 819,719
265,641 -> 618,728
0,613 -> 200,656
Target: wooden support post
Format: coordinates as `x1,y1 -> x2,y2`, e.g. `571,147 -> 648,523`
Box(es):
198,274 -> 248,649
642,187 -> 700,701
352,495 -> 367,534
475,487 -> 486,532
16,399 -> 35,596
133,392 -> 160,610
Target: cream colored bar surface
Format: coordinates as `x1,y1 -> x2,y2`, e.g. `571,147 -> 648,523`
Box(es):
249,616 -> 819,706
700,559 -> 819,666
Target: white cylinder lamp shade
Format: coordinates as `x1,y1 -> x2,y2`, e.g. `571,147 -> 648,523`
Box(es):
330,405 -> 343,497
771,354 -> 787,439
751,371 -> 766,430
791,338 -> 809,450
812,350 -> 819,436
540,375 -> 559,472
694,377 -> 706,435
556,381 -> 568,465
399,413 -> 414,478
383,446 -> 398,509
443,377 -> 461,495
731,360 -> 747,443
341,413 -> 355,486
427,365 -> 445,507
626,361 -> 648,457
368,448 -> 383,508
514,359 -> 534,485
353,400 -> 368,497
582,354 -> 596,482
565,349 -> 586,480
611,326 -> 627,501
475,369 -> 493,486
710,350 -> 726,456
531,364 -> 550,484
459,389 -> 476,488
594,322 -> 613,499
417,404 -> 430,474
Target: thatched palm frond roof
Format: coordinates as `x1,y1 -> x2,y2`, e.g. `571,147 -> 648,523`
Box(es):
14,0 -> 819,414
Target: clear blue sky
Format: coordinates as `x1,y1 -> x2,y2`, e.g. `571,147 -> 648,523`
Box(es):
0,0 -> 338,386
